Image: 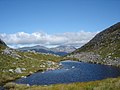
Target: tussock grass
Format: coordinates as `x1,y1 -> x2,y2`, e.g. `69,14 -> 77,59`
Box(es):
4,77 -> 120,90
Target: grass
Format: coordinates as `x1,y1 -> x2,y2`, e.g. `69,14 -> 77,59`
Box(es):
4,77 -> 120,90
1,43 -> 120,90
0,46 -> 62,85
72,29 -> 120,59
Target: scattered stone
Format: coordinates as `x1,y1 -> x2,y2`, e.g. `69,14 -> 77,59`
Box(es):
26,84 -> 30,86
59,63 -> 62,66
21,76 -> 27,78
29,71 -> 33,74
47,68 -> 55,71
21,68 -> 26,71
9,69 -> 14,73
2,48 -> 21,59
15,68 -> 22,73
40,65 -> 45,68
3,48 -> 11,55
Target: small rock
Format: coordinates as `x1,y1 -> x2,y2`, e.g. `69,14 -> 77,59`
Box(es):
15,68 -> 22,73
29,71 -> 33,74
59,63 -> 62,66
21,68 -> 26,70
21,76 -> 27,78
40,65 -> 45,68
9,69 -> 14,73
26,84 -> 30,86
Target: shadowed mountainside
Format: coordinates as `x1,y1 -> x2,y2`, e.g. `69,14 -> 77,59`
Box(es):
0,39 -> 7,47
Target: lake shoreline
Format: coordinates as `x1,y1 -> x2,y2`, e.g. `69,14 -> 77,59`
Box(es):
2,60 -> 120,89
0,62 -> 61,89
14,60 -> 120,85
3,76 -> 120,90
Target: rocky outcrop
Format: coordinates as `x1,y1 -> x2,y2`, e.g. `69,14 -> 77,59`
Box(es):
2,48 -> 21,59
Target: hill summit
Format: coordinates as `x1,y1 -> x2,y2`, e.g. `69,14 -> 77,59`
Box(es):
68,22 -> 120,66
0,38 -> 7,47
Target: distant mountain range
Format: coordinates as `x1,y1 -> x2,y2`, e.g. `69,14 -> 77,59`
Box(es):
68,22 -> 120,66
18,45 -> 76,56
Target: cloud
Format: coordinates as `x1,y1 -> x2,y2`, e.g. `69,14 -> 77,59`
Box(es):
0,31 -> 98,48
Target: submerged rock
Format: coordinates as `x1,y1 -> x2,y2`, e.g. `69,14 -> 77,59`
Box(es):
72,66 -> 75,68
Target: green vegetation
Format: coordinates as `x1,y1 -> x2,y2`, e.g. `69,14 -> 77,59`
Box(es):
0,46 -> 62,85
73,28 -> 120,58
4,77 -> 120,90
68,23 -> 120,66
0,23 -> 120,90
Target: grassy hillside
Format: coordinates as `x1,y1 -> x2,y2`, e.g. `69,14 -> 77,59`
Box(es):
0,45 -> 62,85
67,22 -> 120,66
4,77 -> 120,90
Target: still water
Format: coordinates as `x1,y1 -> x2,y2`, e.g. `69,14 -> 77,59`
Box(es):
15,60 -> 120,85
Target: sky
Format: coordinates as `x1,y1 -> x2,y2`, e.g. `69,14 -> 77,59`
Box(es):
0,0 -> 120,48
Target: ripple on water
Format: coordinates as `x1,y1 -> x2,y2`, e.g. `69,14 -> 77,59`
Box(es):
15,60 -> 120,85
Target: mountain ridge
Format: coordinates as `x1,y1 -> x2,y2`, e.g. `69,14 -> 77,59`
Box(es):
18,45 -> 76,56
67,22 -> 120,66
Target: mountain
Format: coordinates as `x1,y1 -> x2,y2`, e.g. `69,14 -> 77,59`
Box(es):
18,45 -> 49,52
18,45 -> 76,56
0,39 -> 7,47
18,45 -> 61,56
67,22 -> 120,66
51,45 -> 76,53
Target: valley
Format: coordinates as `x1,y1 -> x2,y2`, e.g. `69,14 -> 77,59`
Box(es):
0,22 -> 120,90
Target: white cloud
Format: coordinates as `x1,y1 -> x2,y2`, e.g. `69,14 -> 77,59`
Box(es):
0,31 -> 98,48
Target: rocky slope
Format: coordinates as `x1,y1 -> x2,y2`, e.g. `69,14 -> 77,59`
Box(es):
0,39 -> 62,85
67,22 -> 120,66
